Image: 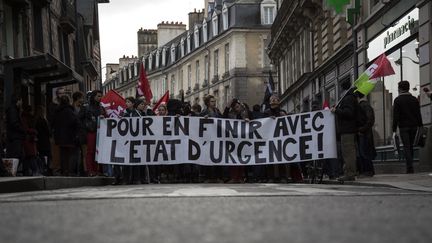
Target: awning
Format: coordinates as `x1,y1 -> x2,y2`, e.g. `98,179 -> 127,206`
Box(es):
2,53 -> 83,85
2,53 -> 83,106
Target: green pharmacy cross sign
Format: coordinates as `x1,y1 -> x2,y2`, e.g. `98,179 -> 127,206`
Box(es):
326,0 -> 351,13
326,0 -> 361,25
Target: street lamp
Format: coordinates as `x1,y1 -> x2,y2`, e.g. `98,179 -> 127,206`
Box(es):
395,56 -> 419,65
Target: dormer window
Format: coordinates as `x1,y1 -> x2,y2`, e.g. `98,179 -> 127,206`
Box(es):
187,34 -> 191,53
128,64 -> 132,79
149,54 -> 153,70
171,44 -> 176,63
261,0 -> 276,25
194,25 -> 200,48
155,50 -> 160,68
222,4 -> 229,30
134,62 -> 138,76
162,47 -> 167,66
212,12 -> 218,36
180,38 -> 185,57
202,20 -> 208,42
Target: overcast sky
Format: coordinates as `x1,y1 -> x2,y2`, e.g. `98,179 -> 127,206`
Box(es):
99,0 -> 204,75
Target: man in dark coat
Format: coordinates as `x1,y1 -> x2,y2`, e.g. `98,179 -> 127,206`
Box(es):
53,96 -> 80,176
392,80 -> 423,173
355,91 -> 376,177
331,82 -> 359,181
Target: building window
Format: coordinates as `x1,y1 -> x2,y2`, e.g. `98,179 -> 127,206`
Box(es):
203,20 -> 208,42
222,5 -> 229,30
171,74 -> 175,95
171,44 -> 176,63
204,55 -> 209,83
187,34 -> 191,53
187,65 -> 192,89
181,38 -> 185,57
224,43 -> 229,73
58,27 -> 71,66
180,69 -> 184,91
214,49 -> 219,77
33,5 -> 44,51
156,50 -> 160,68
149,54 -> 153,70
194,26 -> 200,48
162,77 -> 167,93
196,60 -> 200,87
212,13 -> 218,36
162,48 -> 167,66
128,65 -> 132,79
134,62 -> 138,76
213,89 -> 219,108
261,0 -> 277,25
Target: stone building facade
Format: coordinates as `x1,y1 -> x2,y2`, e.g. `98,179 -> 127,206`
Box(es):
0,0 -> 107,124
268,0 -> 432,169
103,0 -> 275,110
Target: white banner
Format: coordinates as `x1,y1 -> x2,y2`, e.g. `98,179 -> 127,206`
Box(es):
96,110 -> 337,165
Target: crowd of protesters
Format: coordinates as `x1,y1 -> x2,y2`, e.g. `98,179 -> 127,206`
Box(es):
1,80 -> 422,181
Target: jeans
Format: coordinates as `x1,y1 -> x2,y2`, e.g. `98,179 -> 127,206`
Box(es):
357,134 -> 375,175
399,127 -> 417,171
340,133 -> 357,177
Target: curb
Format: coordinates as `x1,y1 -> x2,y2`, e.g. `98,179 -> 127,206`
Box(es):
0,176 -> 115,194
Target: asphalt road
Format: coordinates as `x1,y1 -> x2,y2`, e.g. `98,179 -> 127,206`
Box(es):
0,184 -> 431,243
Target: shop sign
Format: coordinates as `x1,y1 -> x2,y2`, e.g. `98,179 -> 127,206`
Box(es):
384,15 -> 416,48
367,8 -> 418,61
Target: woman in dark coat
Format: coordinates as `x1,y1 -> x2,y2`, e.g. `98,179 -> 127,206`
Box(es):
35,105 -> 51,175
53,96 -> 80,176
5,95 -> 25,163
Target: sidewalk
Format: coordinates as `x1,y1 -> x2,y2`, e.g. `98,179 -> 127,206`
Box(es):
353,172 -> 432,192
0,176 -> 115,193
1,173 -> 432,194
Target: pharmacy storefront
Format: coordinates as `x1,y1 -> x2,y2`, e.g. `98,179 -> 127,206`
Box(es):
366,7 -> 420,148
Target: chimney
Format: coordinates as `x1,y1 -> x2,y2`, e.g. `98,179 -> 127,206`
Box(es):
189,8 -> 205,29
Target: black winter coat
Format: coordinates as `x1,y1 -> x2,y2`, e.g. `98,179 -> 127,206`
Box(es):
335,91 -> 359,134
392,92 -> 423,132
6,105 -> 25,141
53,104 -> 79,146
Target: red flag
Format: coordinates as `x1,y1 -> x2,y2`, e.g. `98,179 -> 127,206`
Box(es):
369,54 -> 395,79
152,90 -> 170,114
322,100 -> 330,110
101,90 -> 126,118
137,62 -> 153,103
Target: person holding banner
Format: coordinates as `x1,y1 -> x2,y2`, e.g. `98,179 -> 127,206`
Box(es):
111,96 -> 136,185
200,95 -> 224,183
264,95 -> 303,183
331,81 -> 359,182
392,81 -> 423,174
81,90 -> 106,177
127,97 -> 152,184
223,98 -> 250,183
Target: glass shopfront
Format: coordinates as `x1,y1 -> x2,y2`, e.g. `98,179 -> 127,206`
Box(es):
367,8 -> 420,147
